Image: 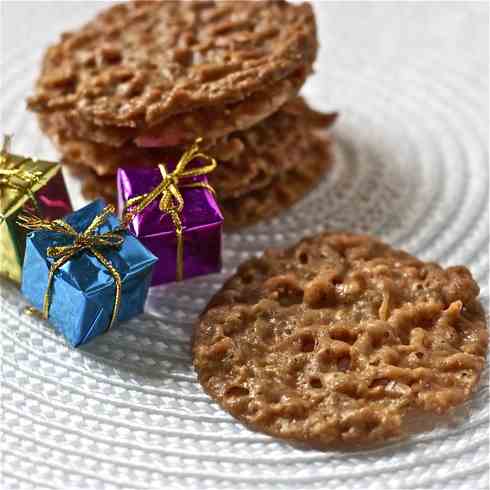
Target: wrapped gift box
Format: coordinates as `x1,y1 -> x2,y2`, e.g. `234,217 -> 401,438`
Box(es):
117,164 -> 223,286
0,141 -> 72,283
21,199 -> 157,347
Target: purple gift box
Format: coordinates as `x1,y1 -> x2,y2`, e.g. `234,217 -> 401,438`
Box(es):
117,164 -> 223,286
30,169 -> 72,220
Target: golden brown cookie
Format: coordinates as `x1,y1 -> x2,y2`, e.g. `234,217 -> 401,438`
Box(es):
28,0 -> 317,146
63,125 -> 333,230
193,233 -> 488,447
39,97 -> 336,175
64,131 -> 333,230
221,132 -> 332,228
37,72 -> 307,148
45,97 -> 337,200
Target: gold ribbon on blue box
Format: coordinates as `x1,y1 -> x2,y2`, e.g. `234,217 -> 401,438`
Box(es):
19,199 -> 157,347
0,135 -> 72,284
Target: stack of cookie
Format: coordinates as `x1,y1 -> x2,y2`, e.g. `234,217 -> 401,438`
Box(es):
28,0 -> 336,228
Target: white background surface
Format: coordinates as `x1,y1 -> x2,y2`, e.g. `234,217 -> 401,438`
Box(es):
1,2 -> 489,490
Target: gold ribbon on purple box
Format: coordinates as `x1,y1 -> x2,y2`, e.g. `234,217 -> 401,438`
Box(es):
122,138 -> 217,281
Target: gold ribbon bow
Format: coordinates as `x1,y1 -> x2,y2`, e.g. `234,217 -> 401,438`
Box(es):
18,204 -> 125,331
0,135 -> 43,213
122,137 -> 217,281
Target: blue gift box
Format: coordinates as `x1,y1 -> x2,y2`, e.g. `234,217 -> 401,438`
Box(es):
21,199 -> 157,347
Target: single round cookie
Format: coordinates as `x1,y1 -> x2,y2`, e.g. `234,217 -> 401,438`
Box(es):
47,97 -> 336,200
64,131 -> 333,230
193,233 -> 488,446
221,132 -> 332,228
36,71 -> 307,148
28,0 -> 317,142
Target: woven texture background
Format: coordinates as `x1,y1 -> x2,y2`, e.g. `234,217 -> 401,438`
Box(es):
1,2 -> 489,489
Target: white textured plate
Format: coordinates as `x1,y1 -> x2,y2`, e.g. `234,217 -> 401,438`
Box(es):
1,2 -> 488,490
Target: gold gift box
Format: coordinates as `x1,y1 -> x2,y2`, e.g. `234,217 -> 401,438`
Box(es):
0,138 -> 72,284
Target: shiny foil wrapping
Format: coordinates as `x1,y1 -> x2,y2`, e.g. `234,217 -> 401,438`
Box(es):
0,152 -> 72,284
117,166 -> 223,286
21,200 -> 157,347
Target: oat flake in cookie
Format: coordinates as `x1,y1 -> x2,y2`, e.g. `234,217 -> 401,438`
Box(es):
193,233 -> 488,446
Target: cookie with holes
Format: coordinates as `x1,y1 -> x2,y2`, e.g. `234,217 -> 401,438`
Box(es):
64,128 -> 333,230
38,96 -> 337,198
220,131 -> 333,228
28,0 -> 318,148
193,232 -> 488,446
